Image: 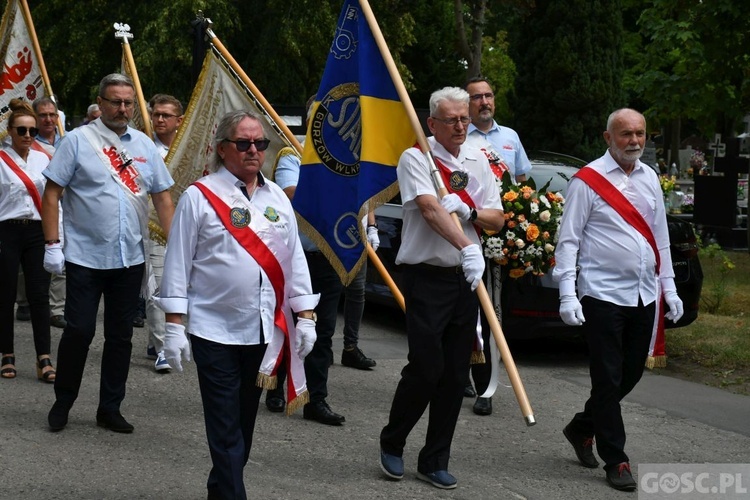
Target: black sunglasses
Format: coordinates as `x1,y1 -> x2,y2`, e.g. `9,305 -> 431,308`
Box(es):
13,126 -> 39,136
225,138 -> 271,152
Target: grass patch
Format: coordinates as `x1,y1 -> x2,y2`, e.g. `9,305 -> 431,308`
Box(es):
662,250 -> 750,394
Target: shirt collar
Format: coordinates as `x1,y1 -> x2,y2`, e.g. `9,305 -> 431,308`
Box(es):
467,120 -> 500,137
603,149 -> 646,176
217,166 -> 266,188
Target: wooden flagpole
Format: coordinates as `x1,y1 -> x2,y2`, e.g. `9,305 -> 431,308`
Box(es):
358,0 -> 535,426
18,0 -> 64,137
204,26 -> 303,155
114,23 -> 153,139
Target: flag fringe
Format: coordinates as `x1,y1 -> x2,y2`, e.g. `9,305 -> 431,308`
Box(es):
256,372 -> 277,390
285,390 -> 309,416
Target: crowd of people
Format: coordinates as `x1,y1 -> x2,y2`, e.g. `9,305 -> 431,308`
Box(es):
0,72 -> 683,498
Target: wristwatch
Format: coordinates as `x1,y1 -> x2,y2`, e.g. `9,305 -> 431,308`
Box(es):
469,208 -> 478,222
298,311 -> 317,322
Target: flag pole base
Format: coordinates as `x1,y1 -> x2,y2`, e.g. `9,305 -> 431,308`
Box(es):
525,415 -> 536,427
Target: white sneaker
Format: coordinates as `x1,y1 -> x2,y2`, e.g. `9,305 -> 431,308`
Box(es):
155,351 -> 171,373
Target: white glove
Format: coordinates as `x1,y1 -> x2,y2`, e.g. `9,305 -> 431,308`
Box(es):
440,193 -> 471,221
663,290 -> 684,323
366,225 -> 380,251
560,295 -> 585,326
295,317 -> 317,359
460,244 -> 485,291
164,322 -> 191,372
43,242 -> 65,275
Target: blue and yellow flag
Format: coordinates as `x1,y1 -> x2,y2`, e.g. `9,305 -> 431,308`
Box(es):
294,0 -> 415,285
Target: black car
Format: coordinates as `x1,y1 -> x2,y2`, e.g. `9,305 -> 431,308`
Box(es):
366,151 -> 703,338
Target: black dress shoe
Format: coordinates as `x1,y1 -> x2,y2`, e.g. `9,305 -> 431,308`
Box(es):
50,315 -> 67,329
606,462 -> 637,491
48,400 -> 72,432
563,422 -> 599,468
473,397 -> 492,415
341,346 -> 376,370
96,412 -> 134,433
15,305 -> 30,321
463,383 -> 476,398
132,314 -> 145,328
265,396 -> 285,413
303,401 -> 345,426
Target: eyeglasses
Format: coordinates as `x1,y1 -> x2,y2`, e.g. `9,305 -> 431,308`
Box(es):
37,113 -> 58,120
152,112 -> 179,120
431,116 -> 471,126
469,92 -> 494,101
100,96 -> 135,109
225,138 -> 271,152
13,126 -> 39,136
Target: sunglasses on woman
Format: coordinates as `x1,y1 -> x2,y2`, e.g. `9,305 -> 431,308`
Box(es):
13,126 -> 39,136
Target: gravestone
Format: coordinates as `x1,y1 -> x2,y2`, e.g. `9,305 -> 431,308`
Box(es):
694,138 -> 750,246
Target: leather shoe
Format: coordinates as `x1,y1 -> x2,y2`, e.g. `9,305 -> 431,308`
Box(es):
606,462 -> 637,491
96,411 -> 134,433
463,383 -> 476,398
341,346 -> 376,370
15,305 -> 30,321
50,315 -> 67,329
379,449 -> 404,480
48,400 -> 72,432
417,470 -> 457,489
303,401 -> 345,426
563,422 -> 599,468
265,396 -> 285,413
473,397 -> 492,416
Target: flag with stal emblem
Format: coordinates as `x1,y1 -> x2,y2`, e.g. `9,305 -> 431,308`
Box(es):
0,0 -> 45,140
294,0 -> 415,285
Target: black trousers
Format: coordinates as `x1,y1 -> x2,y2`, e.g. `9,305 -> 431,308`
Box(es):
380,264 -> 478,473
192,335 -> 267,500
53,262 -> 143,413
303,252 -> 344,403
569,296 -> 655,468
0,220 -> 50,355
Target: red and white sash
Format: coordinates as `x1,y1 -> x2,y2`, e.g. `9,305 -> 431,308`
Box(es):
574,167 -> 666,367
80,120 -> 154,295
0,149 -> 42,216
193,175 -> 309,414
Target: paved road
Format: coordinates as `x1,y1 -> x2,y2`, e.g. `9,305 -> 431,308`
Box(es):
2,303 -> 748,499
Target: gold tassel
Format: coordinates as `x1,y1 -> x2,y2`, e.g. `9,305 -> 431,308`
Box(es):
256,372 -> 278,390
645,355 -> 667,370
286,390 -> 310,416
470,350 -> 486,365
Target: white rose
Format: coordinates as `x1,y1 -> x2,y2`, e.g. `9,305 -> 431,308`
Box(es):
545,243 -> 555,253
515,239 -> 525,249
539,210 -> 551,222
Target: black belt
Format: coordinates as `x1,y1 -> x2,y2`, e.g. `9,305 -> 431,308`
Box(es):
1,219 -> 41,225
406,262 -> 462,275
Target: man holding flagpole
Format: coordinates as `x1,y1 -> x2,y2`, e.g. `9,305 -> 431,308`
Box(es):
553,108 -> 683,491
379,87 -> 504,490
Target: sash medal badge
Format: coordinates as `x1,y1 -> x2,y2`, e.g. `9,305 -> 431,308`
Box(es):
230,206 -> 251,228
449,170 -> 469,192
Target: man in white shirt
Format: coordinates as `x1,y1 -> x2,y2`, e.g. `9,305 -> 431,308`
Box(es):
142,94 -> 184,373
553,108 -> 684,491
157,111 -> 318,500
379,87 -> 504,490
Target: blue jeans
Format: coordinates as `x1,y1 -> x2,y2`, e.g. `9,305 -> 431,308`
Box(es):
53,262 -> 143,413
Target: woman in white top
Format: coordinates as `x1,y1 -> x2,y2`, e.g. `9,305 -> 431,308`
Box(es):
0,98 -> 55,382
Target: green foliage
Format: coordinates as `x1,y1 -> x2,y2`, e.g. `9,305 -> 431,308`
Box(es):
698,243 -> 736,315
480,31 -> 516,123
510,0 -> 625,160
